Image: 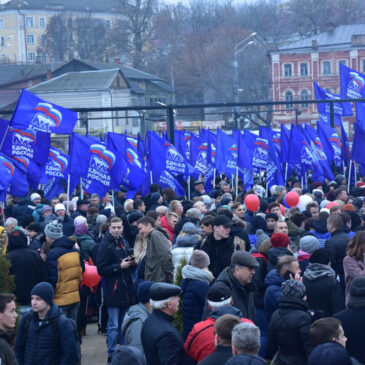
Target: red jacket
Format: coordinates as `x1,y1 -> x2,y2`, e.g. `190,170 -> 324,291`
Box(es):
160,215 -> 174,242
184,306 -> 253,363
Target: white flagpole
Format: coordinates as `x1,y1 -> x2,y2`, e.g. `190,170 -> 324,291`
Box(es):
112,190 -> 115,208
66,174 -> 70,213
80,177 -> 84,199
188,176 -> 191,200
235,166 -> 239,197
284,163 -> 288,183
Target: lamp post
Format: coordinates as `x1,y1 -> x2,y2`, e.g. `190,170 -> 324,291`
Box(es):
233,32 -> 256,130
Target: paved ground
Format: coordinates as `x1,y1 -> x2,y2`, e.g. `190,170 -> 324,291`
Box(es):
81,323 -> 108,365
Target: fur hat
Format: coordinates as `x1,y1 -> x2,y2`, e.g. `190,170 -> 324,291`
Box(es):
30,193 -> 41,203
54,203 -> 66,212
256,229 -> 270,248
190,250 -> 210,269
41,205 -> 52,214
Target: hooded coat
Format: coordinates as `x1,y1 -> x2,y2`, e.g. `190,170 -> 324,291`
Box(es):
121,303 -> 151,354
267,297 -> 312,365
180,265 -> 212,338
264,269 -> 284,325
303,263 -> 345,316
6,235 -> 44,305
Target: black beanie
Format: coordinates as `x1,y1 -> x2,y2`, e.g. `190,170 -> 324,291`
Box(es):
31,282 -> 54,305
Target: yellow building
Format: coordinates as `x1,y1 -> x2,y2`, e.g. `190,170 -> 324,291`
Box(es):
0,0 -> 124,64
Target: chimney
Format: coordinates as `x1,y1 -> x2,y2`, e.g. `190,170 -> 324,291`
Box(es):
46,69 -> 52,80
114,58 -> 120,64
312,40 -> 318,50
325,22 -> 336,33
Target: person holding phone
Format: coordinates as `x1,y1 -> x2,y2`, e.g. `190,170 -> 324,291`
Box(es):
97,217 -> 137,364
264,255 -> 301,326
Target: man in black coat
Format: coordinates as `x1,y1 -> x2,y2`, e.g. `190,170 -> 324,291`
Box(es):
97,217 -> 136,363
141,283 -> 192,365
334,277 -> 365,364
303,249 -> 345,316
267,280 -> 312,365
324,214 -> 350,290
216,251 -> 258,321
199,314 -> 240,365
199,215 -> 235,278
6,229 -> 44,315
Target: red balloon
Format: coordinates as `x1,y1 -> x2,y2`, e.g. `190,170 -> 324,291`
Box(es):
285,191 -> 300,207
244,194 -> 260,212
82,262 -> 101,288
326,201 -> 339,210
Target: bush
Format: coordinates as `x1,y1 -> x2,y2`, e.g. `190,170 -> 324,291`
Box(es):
173,255 -> 188,336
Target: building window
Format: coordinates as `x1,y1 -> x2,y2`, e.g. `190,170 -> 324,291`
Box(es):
0,36 -> 4,47
25,17 -> 34,28
322,61 -> 332,75
285,91 -> 294,109
40,35 -> 46,45
105,20 -> 111,29
0,19 -> 4,29
132,118 -> 139,127
39,17 -> 46,28
27,52 -> 35,62
41,53 -> 47,63
26,34 -> 35,44
300,90 -> 309,108
284,63 -> 292,77
362,59 -> 365,74
300,63 -> 308,76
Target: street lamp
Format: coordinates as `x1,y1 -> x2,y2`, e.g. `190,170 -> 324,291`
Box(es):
233,32 -> 256,130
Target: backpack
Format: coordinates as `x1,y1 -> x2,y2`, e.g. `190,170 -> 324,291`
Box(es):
20,311 -> 80,364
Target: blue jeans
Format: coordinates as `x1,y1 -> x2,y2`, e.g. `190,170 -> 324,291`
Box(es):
107,306 -> 128,357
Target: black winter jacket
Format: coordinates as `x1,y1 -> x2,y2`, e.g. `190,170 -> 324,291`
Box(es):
97,231 -> 136,307
324,229 -> 350,290
141,310 -> 192,365
0,329 -> 17,365
61,214 -> 74,237
216,267 -> 255,321
198,345 -> 233,365
6,242 -> 44,305
334,302 -> 365,364
303,263 -> 345,316
252,254 -> 267,309
225,353 -> 266,365
15,304 -> 77,365
267,297 -> 312,365
267,247 -> 293,272
199,233 -> 234,279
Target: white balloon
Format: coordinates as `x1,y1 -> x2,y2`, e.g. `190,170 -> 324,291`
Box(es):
297,194 -> 313,212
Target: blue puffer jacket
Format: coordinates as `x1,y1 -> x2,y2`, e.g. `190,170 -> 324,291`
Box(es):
15,303 -> 77,365
264,269 -> 284,325
180,265 -> 212,339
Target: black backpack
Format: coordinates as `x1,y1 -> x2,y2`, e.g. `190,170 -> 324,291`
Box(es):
19,311 -> 80,364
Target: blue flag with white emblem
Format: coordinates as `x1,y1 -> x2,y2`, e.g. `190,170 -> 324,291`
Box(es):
216,129 -> 237,175
10,89 -> 77,134
69,133 -> 125,198
317,121 -> 342,167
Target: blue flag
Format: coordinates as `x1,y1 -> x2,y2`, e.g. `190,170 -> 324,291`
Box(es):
174,130 -> 191,163
304,125 -> 334,181
352,122 -> 365,164
107,132 -> 147,191
340,64 -> 365,130
10,89 -> 77,134
190,132 -> 213,177
69,133 -> 125,197
147,131 -> 189,178
8,156 -> 29,197
340,121 -> 351,167
314,82 -> 352,125
317,121 -> 342,167
252,137 -> 268,173
158,170 -> 186,196
40,147 -> 69,199
238,130 -> 256,169
0,154 -> 14,198
216,129 -> 237,175
281,124 -> 291,163
1,127 -> 50,164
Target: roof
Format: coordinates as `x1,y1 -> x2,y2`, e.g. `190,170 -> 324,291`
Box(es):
278,24 -> 365,52
2,0 -> 121,12
79,59 -> 163,81
0,62 -> 65,86
0,89 -> 19,109
28,69 -> 121,92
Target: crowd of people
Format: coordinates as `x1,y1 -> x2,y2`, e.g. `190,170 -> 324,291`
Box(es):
1,173 -> 365,365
